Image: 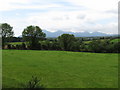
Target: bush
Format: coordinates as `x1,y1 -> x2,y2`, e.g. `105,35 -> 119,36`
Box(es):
21,43 -> 27,50
22,76 -> 45,89
28,43 -> 41,50
7,44 -> 12,49
88,40 -> 120,53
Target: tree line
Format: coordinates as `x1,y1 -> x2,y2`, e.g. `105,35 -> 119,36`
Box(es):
0,23 -> 120,53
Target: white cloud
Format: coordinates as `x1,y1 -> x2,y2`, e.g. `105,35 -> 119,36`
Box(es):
0,0 -> 63,11
66,0 -> 119,11
0,0 -> 118,36
0,0 -> 29,11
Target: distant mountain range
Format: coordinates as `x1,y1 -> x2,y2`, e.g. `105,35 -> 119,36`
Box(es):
43,30 -> 116,37
18,30 -> 117,37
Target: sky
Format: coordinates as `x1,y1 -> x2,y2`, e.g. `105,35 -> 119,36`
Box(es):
0,0 -> 119,36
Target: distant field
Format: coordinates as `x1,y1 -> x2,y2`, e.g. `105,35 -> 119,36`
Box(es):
84,38 -> 120,44
9,38 -> 120,45
110,39 -> 120,43
2,50 -> 118,88
9,42 -> 23,45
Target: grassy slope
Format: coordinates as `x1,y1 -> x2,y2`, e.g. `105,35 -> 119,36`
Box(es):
84,38 -> 120,44
2,50 -> 118,88
9,38 -> 120,45
110,39 -> 120,43
9,42 -> 23,45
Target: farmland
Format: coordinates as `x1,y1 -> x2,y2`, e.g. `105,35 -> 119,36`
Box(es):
9,38 -> 120,45
2,50 -> 118,88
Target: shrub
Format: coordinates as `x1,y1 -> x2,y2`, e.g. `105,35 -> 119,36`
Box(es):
22,76 -> 45,89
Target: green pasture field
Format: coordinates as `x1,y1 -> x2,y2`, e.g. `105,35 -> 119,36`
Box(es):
110,39 -> 120,43
2,50 -> 118,88
8,42 -> 23,45
83,38 -> 120,44
8,38 -> 120,45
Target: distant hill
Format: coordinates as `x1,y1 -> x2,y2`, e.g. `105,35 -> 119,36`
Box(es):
18,30 -> 117,37
43,30 -> 116,37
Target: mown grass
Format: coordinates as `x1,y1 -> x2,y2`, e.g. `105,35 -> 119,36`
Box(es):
2,50 -> 118,88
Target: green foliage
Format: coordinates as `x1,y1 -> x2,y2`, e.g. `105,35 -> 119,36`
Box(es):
22,25 -> 46,49
0,23 -> 14,47
23,76 -> 44,89
58,34 -> 76,51
15,43 -> 27,50
70,41 -> 81,51
89,40 -> 104,53
7,38 -> 120,53
40,40 -> 61,50
113,42 -> 120,53
1,23 -> 119,53
89,40 -> 120,53
3,50 -> 118,88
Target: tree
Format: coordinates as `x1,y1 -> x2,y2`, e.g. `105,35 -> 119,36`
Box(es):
113,42 -> 120,53
89,40 -> 103,53
0,23 -> 14,48
22,25 -> 46,49
89,40 -> 111,53
70,41 -> 80,51
58,34 -> 76,51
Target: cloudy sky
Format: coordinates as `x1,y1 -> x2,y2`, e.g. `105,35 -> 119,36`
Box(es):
0,0 -> 119,36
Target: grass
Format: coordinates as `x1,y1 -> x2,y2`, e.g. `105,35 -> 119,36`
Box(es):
9,38 -> 120,45
110,39 -> 120,43
8,42 -> 23,45
83,41 -> 92,44
83,38 -> 120,44
2,50 -> 118,88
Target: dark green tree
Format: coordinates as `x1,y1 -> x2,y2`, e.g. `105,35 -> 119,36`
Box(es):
0,23 -> 14,48
89,40 -> 102,53
58,34 -> 76,51
113,42 -> 120,53
22,25 -> 46,49
89,40 -> 111,53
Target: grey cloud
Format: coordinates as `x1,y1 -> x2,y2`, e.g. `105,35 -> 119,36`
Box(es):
52,17 -> 64,20
64,15 -> 70,20
52,15 -> 70,21
105,10 -> 117,14
77,15 -> 86,19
